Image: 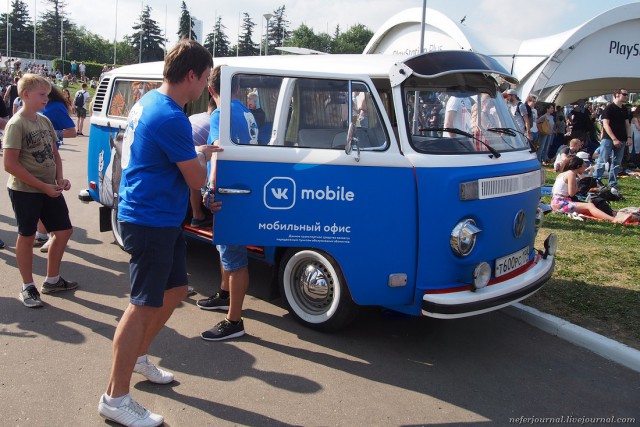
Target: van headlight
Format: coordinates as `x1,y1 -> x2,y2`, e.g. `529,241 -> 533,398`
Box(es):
450,219 -> 481,257
473,262 -> 491,290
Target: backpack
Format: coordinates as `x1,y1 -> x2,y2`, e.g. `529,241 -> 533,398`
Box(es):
516,101 -> 533,123
74,91 -> 85,108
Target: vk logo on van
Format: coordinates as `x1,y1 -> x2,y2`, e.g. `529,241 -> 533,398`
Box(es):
264,177 -> 355,210
264,177 -> 296,210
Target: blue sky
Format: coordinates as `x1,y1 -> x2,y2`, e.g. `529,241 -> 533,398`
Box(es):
11,0 -> 638,46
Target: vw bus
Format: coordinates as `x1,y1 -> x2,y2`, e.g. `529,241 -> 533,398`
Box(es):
80,50 -> 556,330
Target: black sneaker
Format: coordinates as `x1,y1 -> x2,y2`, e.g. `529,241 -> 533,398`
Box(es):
19,285 -> 44,308
41,277 -> 79,294
0,239 -> 5,249
190,216 -> 212,228
196,292 -> 230,311
201,318 -> 245,341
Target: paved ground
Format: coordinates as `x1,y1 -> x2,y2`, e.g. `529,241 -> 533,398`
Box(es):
1,130 -> 639,426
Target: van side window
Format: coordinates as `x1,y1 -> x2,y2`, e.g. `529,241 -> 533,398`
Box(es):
108,80 -> 161,118
283,78 -> 388,150
230,74 -> 284,145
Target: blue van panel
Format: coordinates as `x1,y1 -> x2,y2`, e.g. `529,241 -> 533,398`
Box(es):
413,159 -> 542,292
213,159 -> 419,306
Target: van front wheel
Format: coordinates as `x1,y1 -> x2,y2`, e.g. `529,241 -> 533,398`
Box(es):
279,248 -> 356,331
111,207 -> 124,250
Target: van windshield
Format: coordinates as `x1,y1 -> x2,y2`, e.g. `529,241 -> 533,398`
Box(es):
402,87 -> 530,154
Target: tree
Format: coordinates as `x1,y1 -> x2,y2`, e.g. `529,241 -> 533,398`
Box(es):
0,0 -> 34,57
267,5 -> 290,55
129,5 -> 166,63
37,0 -> 74,60
204,16 -> 231,58
332,24 -> 373,54
286,24 -> 331,53
177,1 -> 195,40
237,13 -> 257,56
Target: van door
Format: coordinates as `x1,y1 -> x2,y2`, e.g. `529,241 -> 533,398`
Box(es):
212,68 -> 418,306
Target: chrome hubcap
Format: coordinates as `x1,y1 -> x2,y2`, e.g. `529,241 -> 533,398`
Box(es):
293,260 -> 334,313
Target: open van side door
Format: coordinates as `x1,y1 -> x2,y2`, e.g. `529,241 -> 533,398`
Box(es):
211,66 -> 419,306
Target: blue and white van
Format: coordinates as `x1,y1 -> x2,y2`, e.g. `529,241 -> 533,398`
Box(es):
81,50 -> 556,330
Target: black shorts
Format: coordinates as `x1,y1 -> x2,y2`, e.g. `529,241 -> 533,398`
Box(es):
8,189 -> 72,236
120,222 -> 188,307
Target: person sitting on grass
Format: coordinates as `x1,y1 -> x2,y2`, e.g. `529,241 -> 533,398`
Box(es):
550,155 -> 630,224
553,137 -> 582,172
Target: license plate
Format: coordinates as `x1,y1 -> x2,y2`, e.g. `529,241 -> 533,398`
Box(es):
495,246 -> 530,277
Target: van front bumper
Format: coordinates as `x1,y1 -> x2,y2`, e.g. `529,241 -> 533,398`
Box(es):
421,254 -> 554,319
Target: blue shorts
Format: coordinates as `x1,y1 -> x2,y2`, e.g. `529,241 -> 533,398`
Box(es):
216,244 -> 248,272
121,222 -> 188,307
8,189 -> 72,236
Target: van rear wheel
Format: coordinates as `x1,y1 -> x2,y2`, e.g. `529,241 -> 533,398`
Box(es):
279,248 -> 357,331
111,207 -> 124,249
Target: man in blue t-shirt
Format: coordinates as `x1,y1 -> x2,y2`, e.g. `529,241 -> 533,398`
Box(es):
98,40 -> 220,427
196,65 -> 256,341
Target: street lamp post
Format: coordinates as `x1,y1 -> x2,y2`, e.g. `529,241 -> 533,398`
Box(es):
263,13 -> 273,56
113,0 -> 118,65
7,23 -> 11,58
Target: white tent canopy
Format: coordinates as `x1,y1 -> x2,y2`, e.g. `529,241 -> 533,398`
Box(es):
364,4 -> 640,106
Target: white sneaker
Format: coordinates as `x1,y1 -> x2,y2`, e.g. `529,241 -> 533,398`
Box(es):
133,360 -> 174,384
40,237 -> 52,253
98,394 -> 163,427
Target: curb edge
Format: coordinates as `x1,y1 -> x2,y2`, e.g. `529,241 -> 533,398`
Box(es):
504,303 -> 640,373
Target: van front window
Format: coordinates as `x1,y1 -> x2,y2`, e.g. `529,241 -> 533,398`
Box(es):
403,88 -> 529,154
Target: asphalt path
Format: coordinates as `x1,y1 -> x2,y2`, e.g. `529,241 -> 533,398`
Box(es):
1,132 -> 639,426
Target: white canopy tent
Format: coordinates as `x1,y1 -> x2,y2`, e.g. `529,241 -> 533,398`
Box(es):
364,4 -> 640,105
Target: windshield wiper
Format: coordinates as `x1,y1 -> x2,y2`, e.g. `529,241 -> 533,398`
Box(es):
499,127 -> 536,153
487,127 -> 516,136
419,127 -> 501,159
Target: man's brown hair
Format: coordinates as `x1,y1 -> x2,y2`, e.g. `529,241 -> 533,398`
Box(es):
163,39 -> 213,84
208,65 -> 222,96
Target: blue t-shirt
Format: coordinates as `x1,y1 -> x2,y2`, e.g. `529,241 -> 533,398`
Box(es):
207,99 -> 258,145
39,101 -> 75,138
118,90 -> 197,227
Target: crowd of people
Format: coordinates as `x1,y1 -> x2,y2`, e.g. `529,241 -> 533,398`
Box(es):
500,87 -> 638,224
1,40 -> 638,425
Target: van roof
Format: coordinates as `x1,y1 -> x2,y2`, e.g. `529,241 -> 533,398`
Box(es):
106,54 -> 411,80
105,51 -> 515,84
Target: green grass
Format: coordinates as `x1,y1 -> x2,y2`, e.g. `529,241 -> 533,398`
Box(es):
530,167 -> 640,349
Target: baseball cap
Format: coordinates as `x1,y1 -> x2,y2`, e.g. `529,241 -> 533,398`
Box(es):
576,151 -> 589,160
505,89 -> 518,96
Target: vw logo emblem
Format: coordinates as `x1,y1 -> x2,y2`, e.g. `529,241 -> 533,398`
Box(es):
513,210 -> 526,238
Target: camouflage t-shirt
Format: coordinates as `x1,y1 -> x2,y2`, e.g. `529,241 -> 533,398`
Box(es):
3,111 -> 58,193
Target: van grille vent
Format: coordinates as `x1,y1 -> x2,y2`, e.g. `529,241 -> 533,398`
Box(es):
92,77 -> 111,113
478,171 -> 540,199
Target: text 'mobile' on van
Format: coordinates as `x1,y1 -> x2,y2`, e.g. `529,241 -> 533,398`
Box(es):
80,50 -> 556,331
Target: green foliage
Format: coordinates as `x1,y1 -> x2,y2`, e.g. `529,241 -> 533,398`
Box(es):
0,0 -> 33,57
286,24 -> 332,53
129,5 -> 166,63
237,13 -> 257,57
52,59 -> 106,79
530,168 -> 640,348
177,1 -> 195,41
204,16 -> 231,58
37,0 -> 74,60
266,5 -> 290,55
332,24 -> 374,54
